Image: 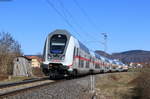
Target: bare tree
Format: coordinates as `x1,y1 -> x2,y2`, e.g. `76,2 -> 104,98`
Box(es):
0,32 -> 22,75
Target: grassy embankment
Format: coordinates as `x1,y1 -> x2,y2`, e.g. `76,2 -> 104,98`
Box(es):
96,68 -> 150,99
0,67 -> 44,83
0,75 -> 31,84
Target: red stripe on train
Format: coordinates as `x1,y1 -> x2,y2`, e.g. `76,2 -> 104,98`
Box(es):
67,56 -> 107,67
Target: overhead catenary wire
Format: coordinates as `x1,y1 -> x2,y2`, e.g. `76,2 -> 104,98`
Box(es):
45,0 -> 86,42
45,0 -> 104,52
56,0 -> 103,50
72,0 -> 107,49
57,0 -> 85,34
57,0 -> 98,40
73,0 -> 100,31
57,0 -> 72,19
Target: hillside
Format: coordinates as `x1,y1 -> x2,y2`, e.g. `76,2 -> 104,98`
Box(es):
95,50 -> 150,64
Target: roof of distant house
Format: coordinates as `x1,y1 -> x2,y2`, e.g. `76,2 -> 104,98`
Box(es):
25,56 -> 43,62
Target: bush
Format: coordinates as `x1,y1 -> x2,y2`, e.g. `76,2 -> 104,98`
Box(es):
0,32 -> 22,75
132,68 -> 150,99
128,68 -> 144,72
32,67 -> 45,77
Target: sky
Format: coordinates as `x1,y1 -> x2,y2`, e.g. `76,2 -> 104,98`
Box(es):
0,0 -> 150,55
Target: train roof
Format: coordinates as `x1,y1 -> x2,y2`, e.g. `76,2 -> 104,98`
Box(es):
78,41 -> 90,54
90,51 -> 96,57
94,53 -> 102,60
112,59 -> 124,65
48,29 -> 72,37
49,29 -> 90,54
94,52 -> 112,62
107,59 -> 113,63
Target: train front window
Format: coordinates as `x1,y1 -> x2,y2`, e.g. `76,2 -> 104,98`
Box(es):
50,34 -> 67,54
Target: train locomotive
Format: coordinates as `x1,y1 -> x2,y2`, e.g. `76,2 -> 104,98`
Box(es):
42,29 -> 128,78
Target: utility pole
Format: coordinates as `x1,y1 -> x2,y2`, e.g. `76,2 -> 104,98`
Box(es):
90,75 -> 95,93
90,74 -> 96,99
101,33 -> 108,52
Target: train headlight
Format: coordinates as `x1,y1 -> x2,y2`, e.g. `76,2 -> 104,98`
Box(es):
48,54 -> 52,60
48,64 -> 53,69
68,68 -> 73,72
61,55 -> 65,60
61,57 -> 65,60
49,64 -> 53,67
48,56 -> 51,60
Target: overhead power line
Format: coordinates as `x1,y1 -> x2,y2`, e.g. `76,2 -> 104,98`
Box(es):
45,0 -> 83,40
45,0 -> 104,51
73,0 -> 100,32
57,0 -> 72,19
57,0 -> 98,40
73,0 -> 108,50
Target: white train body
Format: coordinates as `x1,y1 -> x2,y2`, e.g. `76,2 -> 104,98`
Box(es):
42,30 -> 128,77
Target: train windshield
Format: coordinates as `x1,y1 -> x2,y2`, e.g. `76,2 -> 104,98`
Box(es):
50,34 -> 67,54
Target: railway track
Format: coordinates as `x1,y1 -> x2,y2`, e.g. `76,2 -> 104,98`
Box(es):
0,77 -> 59,98
0,75 -> 98,99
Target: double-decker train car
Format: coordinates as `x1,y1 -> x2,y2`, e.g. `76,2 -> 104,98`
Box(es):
42,29 -> 128,78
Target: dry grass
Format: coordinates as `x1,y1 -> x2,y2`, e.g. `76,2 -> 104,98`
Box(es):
0,73 -> 31,83
32,67 -> 45,77
0,67 -> 44,83
131,68 -> 150,99
0,76 -> 31,84
96,72 -> 139,99
0,73 -> 8,81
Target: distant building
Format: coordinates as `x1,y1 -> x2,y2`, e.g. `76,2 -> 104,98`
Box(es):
25,56 -> 43,68
13,56 -> 33,77
129,62 -> 143,68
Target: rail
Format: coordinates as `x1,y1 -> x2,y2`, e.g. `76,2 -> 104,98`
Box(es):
0,77 -> 55,97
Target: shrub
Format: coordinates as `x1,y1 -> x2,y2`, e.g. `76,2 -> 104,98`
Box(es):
132,68 -> 150,99
0,32 -> 22,75
32,67 -> 44,77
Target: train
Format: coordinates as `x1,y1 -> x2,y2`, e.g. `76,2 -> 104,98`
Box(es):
42,29 -> 128,78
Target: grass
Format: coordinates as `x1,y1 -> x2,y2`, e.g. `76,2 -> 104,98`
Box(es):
0,76 -> 32,84
32,67 -> 45,77
96,72 -> 139,99
131,68 -> 150,99
0,67 -> 45,84
128,68 -> 150,72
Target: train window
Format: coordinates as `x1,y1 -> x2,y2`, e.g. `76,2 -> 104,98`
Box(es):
92,58 -> 95,65
78,49 -> 80,56
79,59 -> 81,68
102,62 -> 104,66
82,60 -> 84,68
95,64 -> 98,69
76,48 -> 78,56
79,54 -> 81,68
73,47 -> 76,56
50,34 -> 67,54
43,40 -> 47,59
86,61 -> 89,68
78,60 -> 80,68
100,61 -> 102,66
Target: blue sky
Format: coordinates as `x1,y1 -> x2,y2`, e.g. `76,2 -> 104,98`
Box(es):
0,0 -> 150,54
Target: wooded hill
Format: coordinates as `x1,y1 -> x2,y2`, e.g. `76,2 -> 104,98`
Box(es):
95,50 -> 150,64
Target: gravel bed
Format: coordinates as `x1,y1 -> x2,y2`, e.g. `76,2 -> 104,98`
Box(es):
2,76 -> 94,99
